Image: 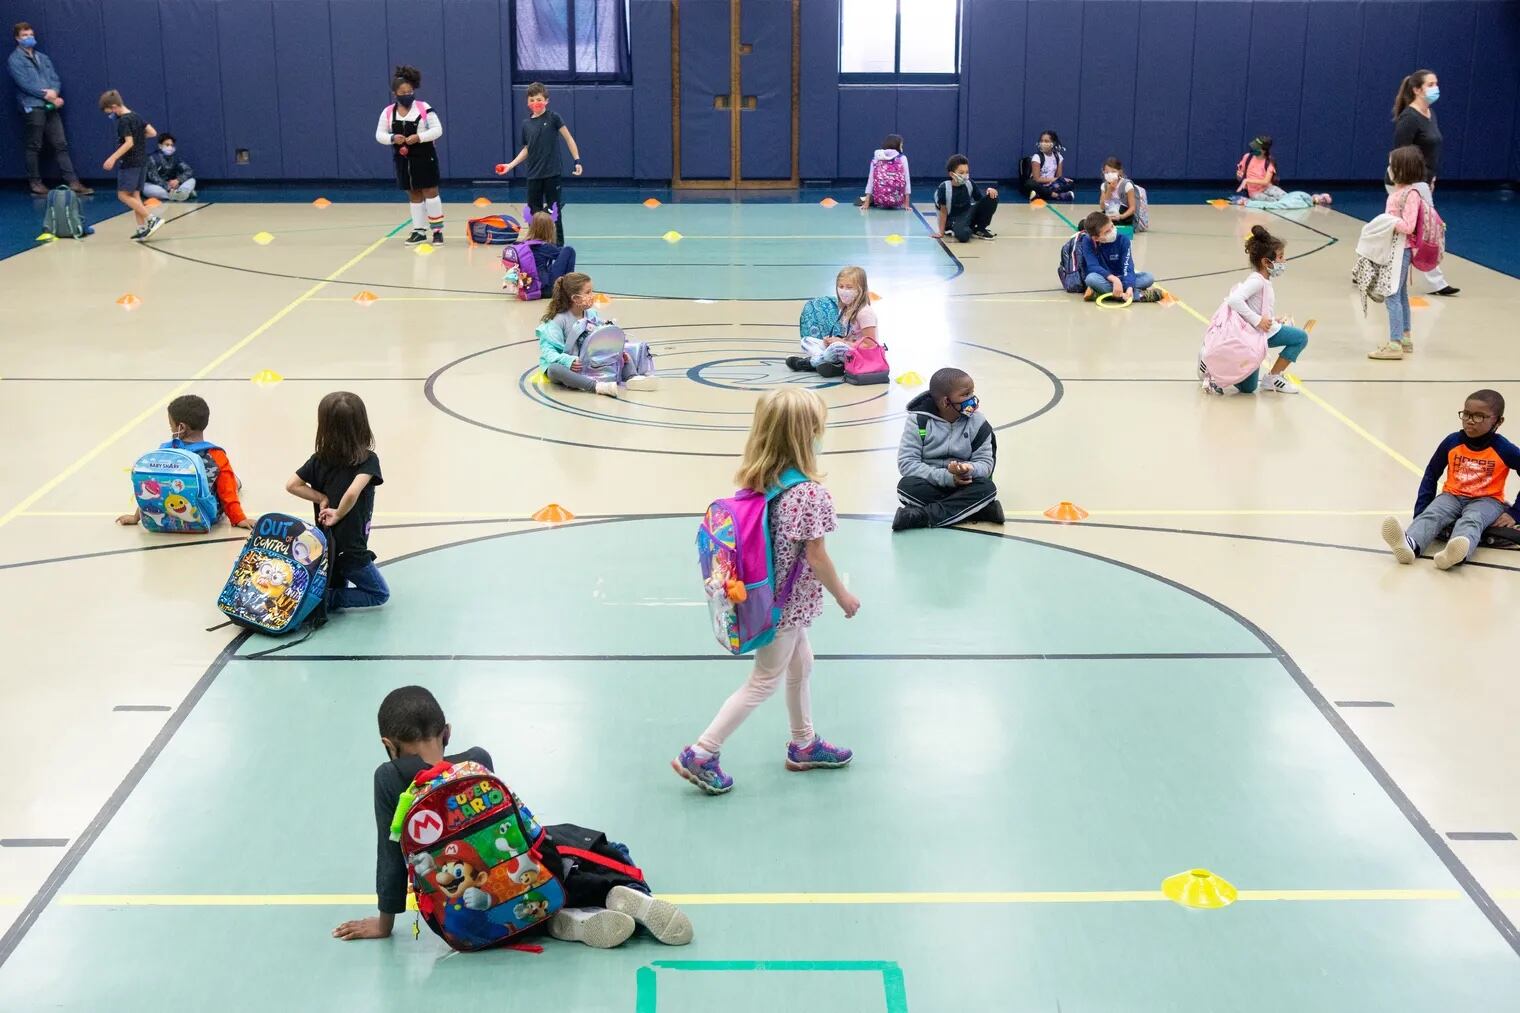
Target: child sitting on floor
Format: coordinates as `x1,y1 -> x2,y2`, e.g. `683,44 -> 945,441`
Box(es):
1381,389 -> 1520,570
143,132 -> 196,202
1025,130 -> 1074,202
893,367 -> 1002,531
855,134 -> 911,209
1078,211 -> 1161,302
536,273 -> 657,398
787,266 -> 877,377
525,211 -> 577,294
116,394 -> 250,530
1098,157 -> 1145,231
932,155 -> 998,243
1198,225 -> 1307,396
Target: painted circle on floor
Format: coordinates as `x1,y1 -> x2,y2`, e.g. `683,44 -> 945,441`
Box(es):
424,323 -> 1063,457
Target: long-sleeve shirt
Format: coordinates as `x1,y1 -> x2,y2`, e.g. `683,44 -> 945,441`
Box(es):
1224,272 -> 1278,332
7,46 -> 61,113
146,149 -> 194,187
1386,186 -> 1420,236
373,748 -> 493,915
374,104 -> 442,145
1392,106 -> 1440,180
536,308 -> 602,369
899,392 -> 996,486
1079,232 -> 1137,290
1415,431 -> 1520,519
863,149 -> 910,201
201,447 -> 247,525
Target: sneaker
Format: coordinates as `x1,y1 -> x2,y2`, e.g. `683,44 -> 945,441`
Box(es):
1199,359 -> 1225,395
1058,191 -> 1075,202
68,180 -> 94,196
785,737 -> 853,771
404,229 -> 428,245
1138,288 -> 1164,303
855,195 -> 869,208
548,908 -> 635,949
129,224 -> 149,242
140,215 -> 163,240
972,227 -> 997,240
1028,190 -> 1038,201
606,885 -> 693,946
1433,535 -> 1470,571
972,500 -> 1005,525
625,374 -> 658,392
29,180 -> 47,197
892,506 -> 928,532
1368,343 -> 1404,360
1380,516 -> 1416,565
672,746 -> 733,795
785,355 -> 816,372
432,229 -> 445,245
1434,286 -> 1460,297
1400,335 -> 1415,354
595,381 -> 620,398
1261,373 -> 1299,394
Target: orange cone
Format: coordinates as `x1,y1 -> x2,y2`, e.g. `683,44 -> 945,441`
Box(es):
869,291 -> 882,302
1207,198 -> 1230,207
473,196 -> 492,207
532,504 -> 575,524
352,291 -> 379,304
1303,318 -> 1317,333
116,293 -> 141,309
312,197 -> 332,208
1030,198 -> 1047,208
1410,296 -> 1430,308
143,197 -> 161,208
819,197 -> 838,208
594,293 -> 611,305
1044,501 -> 1089,522
643,197 -> 662,208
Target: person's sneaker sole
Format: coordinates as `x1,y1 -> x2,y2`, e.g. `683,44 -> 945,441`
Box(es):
1434,536 -> 1470,571
625,375 -> 658,391
1380,516 -> 1415,564
670,758 -> 731,795
548,909 -> 635,948
141,218 -> 163,240
606,885 -> 693,946
785,754 -> 853,771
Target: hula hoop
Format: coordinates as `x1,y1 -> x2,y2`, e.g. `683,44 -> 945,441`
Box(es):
1095,293 -> 1133,309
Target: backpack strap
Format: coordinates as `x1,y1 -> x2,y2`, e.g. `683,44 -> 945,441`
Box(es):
555,846 -> 645,882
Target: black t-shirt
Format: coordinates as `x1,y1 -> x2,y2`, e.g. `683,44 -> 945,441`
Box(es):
295,450 -> 383,569
1392,106 -> 1441,180
373,747 -> 493,914
520,110 -> 566,179
116,111 -> 147,166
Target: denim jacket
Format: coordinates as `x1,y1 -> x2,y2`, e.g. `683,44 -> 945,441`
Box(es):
7,47 -> 62,113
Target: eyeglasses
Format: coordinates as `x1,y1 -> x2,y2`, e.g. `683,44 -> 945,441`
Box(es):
1458,411 -> 1492,423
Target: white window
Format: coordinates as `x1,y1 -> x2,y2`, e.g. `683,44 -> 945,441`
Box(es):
841,0 -> 960,79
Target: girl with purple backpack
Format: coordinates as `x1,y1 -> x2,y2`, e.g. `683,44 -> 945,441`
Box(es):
525,212 -> 577,293
673,388 -> 859,795
855,134 -> 911,209
536,273 -> 657,398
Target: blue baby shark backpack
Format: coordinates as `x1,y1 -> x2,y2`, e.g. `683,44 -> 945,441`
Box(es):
130,441 -> 222,533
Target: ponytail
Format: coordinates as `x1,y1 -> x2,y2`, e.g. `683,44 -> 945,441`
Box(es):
1392,69 -> 1434,120
540,271 -> 591,323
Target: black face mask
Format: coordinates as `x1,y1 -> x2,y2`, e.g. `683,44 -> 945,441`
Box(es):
396,94 -> 415,108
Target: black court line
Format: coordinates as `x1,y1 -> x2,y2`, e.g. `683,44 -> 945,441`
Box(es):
1335,701 -> 1396,708
1063,377 -> 1520,385
238,650 -> 1277,664
1446,832 -> 1517,842
112,705 -> 173,712
0,376 -> 430,383
0,840 -> 68,848
3,515 -> 1515,971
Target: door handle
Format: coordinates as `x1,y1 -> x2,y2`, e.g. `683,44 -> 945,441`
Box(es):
740,96 -> 757,111
713,95 -> 731,110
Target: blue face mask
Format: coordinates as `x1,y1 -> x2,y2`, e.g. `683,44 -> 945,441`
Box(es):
953,395 -> 979,417
107,112 -> 117,120
1425,86 -> 1440,104
19,36 -> 36,48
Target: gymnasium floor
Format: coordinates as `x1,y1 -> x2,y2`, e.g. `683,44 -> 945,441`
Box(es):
1,188 -> 1519,1012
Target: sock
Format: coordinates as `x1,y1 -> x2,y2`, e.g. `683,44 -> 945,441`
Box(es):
424,195 -> 444,232
690,745 -> 714,761
409,202 -> 426,232
791,734 -> 815,749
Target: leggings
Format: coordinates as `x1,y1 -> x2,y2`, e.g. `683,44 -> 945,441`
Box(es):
1232,326 -> 1309,393
696,626 -> 814,752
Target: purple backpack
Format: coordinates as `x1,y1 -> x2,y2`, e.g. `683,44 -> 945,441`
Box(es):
502,240 -> 544,300
697,468 -> 807,655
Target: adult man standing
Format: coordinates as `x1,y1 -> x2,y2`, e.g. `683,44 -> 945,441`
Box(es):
8,22 -> 92,196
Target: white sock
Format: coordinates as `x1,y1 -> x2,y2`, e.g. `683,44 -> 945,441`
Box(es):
424,195 -> 444,232
409,202 -> 426,232
691,745 -> 714,761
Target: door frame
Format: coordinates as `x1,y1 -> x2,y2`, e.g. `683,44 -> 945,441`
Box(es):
671,0 -> 800,189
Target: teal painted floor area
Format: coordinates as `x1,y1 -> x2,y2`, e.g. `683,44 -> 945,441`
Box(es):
4,519 -> 1518,1011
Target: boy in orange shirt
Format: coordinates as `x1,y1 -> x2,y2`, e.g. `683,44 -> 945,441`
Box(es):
116,394 -> 250,529
1382,389 -> 1520,569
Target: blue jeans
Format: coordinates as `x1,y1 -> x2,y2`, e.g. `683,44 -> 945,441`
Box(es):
332,561 -> 390,610
1386,246 -> 1413,342
1232,325 -> 1310,393
1085,271 -> 1154,295
1406,494 -> 1507,560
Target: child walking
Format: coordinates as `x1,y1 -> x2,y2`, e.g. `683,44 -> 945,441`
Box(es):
855,133 -> 911,209
98,89 -> 160,241
673,388 -> 859,795
1369,145 -> 1428,361
1382,389 -> 1520,570
536,272 -> 656,397
1198,225 -> 1307,395
285,392 -> 388,611
1026,130 -> 1074,202
376,65 -> 445,245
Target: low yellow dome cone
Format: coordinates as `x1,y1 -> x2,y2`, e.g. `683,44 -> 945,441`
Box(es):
662,230 -> 683,243
250,369 -> 284,386
884,233 -> 904,246
1207,198 -> 1230,208
36,232 -> 55,242
1162,868 -> 1237,909
414,242 -> 435,255
530,370 -> 549,386
252,231 -> 274,245
894,371 -> 924,387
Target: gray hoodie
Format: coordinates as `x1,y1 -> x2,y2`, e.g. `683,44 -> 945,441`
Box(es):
898,392 -> 996,487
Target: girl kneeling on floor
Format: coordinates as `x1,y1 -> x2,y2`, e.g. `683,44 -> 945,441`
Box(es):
536,273 -> 656,398
1198,225 -> 1308,396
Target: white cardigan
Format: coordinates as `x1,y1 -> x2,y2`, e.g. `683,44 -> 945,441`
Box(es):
375,102 -> 442,145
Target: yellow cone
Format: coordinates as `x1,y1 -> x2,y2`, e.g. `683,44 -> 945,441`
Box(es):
662,230 -> 683,243
530,370 -> 549,386
35,232 -> 55,242
250,369 -> 284,386
894,371 -> 924,387
252,231 -> 275,245
414,242 -> 435,255
884,234 -> 904,246
1161,868 -> 1238,909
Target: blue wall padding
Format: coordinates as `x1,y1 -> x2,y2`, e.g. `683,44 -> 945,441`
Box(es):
215,0 -> 280,177
896,87 -> 957,176
441,0 -> 507,179
630,0 -> 673,180
386,0 -> 447,174
1130,1 -> 1196,180
329,0 -> 392,180
574,86 -> 635,179
1413,1 -> 1473,181
1242,1 -> 1307,180
273,0 -> 339,179
739,0 -> 792,179
45,0 -> 113,174
677,0 -> 730,179
962,0 -> 1023,181
1075,1 -> 1139,180
1185,2 -> 1252,178
1351,2 -> 1421,180
1023,1 -> 1082,174
797,0 -> 839,179
1465,1 -> 1520,180
1297,1 -> 1363,181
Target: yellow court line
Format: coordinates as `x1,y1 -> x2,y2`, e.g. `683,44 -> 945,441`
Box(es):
0,230 -> 398,532
1164,291 -> 1421,478
309,296 -> 505,302
45,888 -> 1520,908
20,508 -> 1403,521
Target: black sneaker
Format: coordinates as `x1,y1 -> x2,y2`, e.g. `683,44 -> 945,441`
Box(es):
129,224 -> 148,241
785,355 -> 816,372
892,506 -> 928,532
404,229 -> 428,245
972,500 -> 1005,525
432,229 -> 445,245
1434,286 -> 1460,296
140,215 -> 163,240
972,227 -> 997,240
815,362 -> 845,379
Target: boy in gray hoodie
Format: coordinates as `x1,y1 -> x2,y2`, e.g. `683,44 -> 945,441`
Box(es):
894,367 -> 1002,530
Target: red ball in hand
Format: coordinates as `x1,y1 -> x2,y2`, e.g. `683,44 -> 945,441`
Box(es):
398,145 -> 409,157
494,163 -> 508,176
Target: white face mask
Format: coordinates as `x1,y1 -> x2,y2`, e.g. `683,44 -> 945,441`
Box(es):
836,286 -> 858,304
1268,260 -> 1286,279
160,146 -> 175,157
1099,230 -> 1117,244
1038,141 -> 1053,152
1104,171 -> 1120,183
953,171 -> 968,183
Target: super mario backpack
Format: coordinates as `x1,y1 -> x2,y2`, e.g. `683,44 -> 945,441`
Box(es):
130,441 -> 222,533
393,760 -> 567,952
216,512 -> 330,635
696,468 -> 808,655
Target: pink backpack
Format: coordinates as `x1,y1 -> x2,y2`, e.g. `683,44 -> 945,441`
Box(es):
843,336 -> 890,385
1409,197 -> 1445,272
870,154 -> 908,208
1200,279 -> 1271,387
697,470 -> 807,655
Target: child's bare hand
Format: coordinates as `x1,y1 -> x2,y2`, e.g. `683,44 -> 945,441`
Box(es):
1493,513 -> 1517,529
318,507 -> 338,527
1257,318 -> 1274,332
333,916 -> 391,941
836,590 -> 861,618
115,512 -> 139,526
233,518 -> 253,529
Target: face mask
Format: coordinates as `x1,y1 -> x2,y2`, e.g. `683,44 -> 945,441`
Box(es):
1268,261 -> 1286,279
529,99 -> 548,114
1039,141 -> 1053,152
107,112 -> 117,120
1099,230 -> 1117,244
1104,171 -> 1119,183
953,171 -> 968,183
952,395 -> 979,417
1250,145 -> 1263,156
20,36 -> 36,48
396,93 -> 414,108
836,286 -> 857,304
1424,86 -> 1440,103
160,145 -> 175,157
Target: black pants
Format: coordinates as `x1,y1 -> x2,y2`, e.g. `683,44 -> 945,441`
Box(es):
948,195 -> 998,243
545,823 -> 649,907
23,107 -> 79,183
897,475 -> 998,527
527,175 -> 565,245
1029,178 -> 1074,200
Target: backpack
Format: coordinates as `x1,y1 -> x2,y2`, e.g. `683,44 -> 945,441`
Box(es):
216,512 -> 331,635
502,240 -> 544,300
579,324 -> 627,384
1407,193 -> 1445,272
1124,180 -> 1150,232
798,295 -> 844,342
467,215 -> 521,245
697,468 -> 808,655
1199,282 -> 1272,388
1057,234 -> 1087,293
843,336 -> 890,385
396,760 -> 567,953
130,441 -> 222,533
869,154 -> 908,209
44,185 -> 86,239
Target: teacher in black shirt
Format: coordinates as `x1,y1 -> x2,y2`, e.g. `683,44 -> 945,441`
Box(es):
1389,69 -> 1458,296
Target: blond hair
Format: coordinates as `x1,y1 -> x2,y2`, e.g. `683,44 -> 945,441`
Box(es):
541,272 -> 591,323
735,388 -> 826,493
526,211 -> 556,243
835,265 -> 870,333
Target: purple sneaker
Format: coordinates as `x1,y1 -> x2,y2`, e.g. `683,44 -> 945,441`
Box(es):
672,746 -> 733,795
785,737 -> 853,771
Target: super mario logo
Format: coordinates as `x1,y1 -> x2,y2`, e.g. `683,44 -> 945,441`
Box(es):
408,808 -> 444,845
445,781 -> 507,831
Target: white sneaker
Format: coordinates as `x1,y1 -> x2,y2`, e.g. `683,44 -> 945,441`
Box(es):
606,885 -> 693,945
1368,342 -> 1404,360
1400,336 -> 1414,354
625,374 -> 658,391
595,381 -> 620,398
1380,516 -> 1416,564
547,908 -> 635,949
1433,536 -> 1470,571
1261,373 -> 1299,394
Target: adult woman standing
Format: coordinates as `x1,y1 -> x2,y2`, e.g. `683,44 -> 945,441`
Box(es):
1389,69 -> 1458,296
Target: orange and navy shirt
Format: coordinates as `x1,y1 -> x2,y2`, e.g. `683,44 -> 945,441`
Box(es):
1415,431 -> 1520,520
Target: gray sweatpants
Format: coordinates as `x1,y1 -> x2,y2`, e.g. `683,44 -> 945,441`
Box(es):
1406,493 -> 1507,561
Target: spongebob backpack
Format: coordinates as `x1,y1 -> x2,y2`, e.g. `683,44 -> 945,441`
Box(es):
395,760 -> 566,952
130,441 -> 222,533
216,512 -> 330,635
